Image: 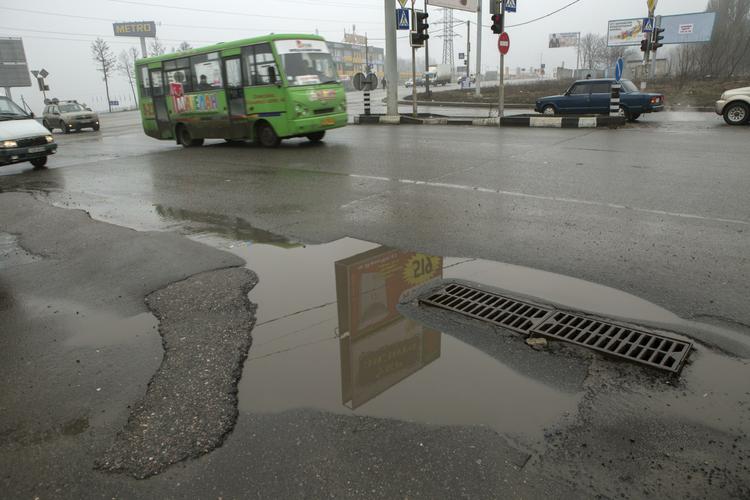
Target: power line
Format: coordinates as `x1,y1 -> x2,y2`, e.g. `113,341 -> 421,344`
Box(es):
507,0 -> 585,28
106,0 -> 384,26
0,25 -> 219,45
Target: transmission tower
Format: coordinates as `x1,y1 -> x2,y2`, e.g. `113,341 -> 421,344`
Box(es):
432,8 -> 461,75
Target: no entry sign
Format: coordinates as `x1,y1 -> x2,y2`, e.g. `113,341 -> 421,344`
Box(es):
498,32 -> 510,55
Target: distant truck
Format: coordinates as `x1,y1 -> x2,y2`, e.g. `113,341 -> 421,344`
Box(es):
425,64 -> 452,86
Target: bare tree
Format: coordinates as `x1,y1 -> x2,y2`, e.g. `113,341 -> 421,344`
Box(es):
178,41 -> 192,52
149,37 -> 166,56
579,33 -> 609,70
118,48 -> 139,106
91,38 -> 116,113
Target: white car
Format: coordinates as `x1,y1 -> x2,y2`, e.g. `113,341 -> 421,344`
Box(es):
715,86 -> 750,126
0,96 -> 57,168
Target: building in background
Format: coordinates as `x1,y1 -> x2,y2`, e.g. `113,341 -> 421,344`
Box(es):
327,32 -> 384,90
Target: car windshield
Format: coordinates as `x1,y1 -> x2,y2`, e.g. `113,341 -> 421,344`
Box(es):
0,97 -> 29,120
59,103 -> 86,113
275,39 -> 338,86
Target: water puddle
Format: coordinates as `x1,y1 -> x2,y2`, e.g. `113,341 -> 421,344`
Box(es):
0,232 -> 40,269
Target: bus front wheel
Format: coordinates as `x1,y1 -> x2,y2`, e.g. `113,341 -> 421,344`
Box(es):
256,122 -> 281,148
177,124 -> 204,148
306,131 -> 325,143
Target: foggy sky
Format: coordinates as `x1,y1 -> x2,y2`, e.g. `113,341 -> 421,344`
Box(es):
2,0 -> 708,113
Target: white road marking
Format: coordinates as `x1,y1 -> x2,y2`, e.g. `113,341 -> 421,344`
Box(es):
342,173 -> 749,226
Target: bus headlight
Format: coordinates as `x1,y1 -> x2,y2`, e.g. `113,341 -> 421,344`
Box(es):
295,103 -> 309,116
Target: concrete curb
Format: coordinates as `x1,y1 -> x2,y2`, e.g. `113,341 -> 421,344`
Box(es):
354,114 -> 620,128
399,99 -> 714,112
501,114 -> 626,128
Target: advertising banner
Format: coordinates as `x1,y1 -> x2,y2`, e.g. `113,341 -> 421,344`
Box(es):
548,32 -> 579,48
659,12 -> 716,44
0,38 -> 31,87
112,21 -> 157,38
607,18 -> 645,47
429,0 -> 478,13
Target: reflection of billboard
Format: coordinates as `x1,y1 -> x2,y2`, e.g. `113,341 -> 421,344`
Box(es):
336,247 -> 443,409
0,38 -> 31,87
548,32 -> 579,48
659,12 -> 716,44
607,18 -> 645,46
429,0 -> 478,13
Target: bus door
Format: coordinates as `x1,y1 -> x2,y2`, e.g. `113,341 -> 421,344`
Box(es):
242,43 -> 286,133
223,56 -> 248,139
150,68 -> 172,138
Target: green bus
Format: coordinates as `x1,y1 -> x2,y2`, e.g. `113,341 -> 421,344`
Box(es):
135,34 -> 347,148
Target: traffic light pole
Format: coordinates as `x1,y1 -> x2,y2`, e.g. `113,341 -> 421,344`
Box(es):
649,16 -> 662,82
425,0 -> 431,99
498,0 -> 506,118
474,0 -> 482,97
385,0 -> 399,117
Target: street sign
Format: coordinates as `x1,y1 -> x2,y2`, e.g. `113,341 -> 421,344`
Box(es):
396,8 -> 410,30
109,100 -> 119,106
397,0 -> 408,7
647,0 -> 658,15
498,32 -> 510,55
458,52 -> 465,59
112,21 -> 157,38
643,17 -> 654,33
353,72 -> 378,91
39,68 -> 49,78
505,0 -> 517,13
614,57 -> 624,82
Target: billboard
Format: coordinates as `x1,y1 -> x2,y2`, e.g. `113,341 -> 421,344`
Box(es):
607,18 -> 645,46
112,21 -> 157,38
548,32 -> 579,48
659,12 -> 716,44
429,0 -> 478,13
0,38 -> 31,87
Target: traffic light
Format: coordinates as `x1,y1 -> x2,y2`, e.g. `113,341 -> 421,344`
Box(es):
491,14 -> 503,34
651,27 -> 665,51
640,38 -> 649,52
411,11 -> 429,47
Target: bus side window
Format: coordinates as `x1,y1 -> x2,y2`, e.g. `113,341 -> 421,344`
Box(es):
139,66 -> 151,97
225,58 -> 242,88
243,43 -> 279,86
150,69 -> 164,97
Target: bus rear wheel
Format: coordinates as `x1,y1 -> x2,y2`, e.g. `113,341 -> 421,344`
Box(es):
256,122 -> 280,148
306,131 -> 325,143
177,124 -> 204,148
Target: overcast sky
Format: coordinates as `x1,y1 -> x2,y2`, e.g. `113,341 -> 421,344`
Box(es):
2,0 -> 708,113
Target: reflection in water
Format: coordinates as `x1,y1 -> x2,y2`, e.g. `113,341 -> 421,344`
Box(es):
154,205 -> 301,248
335,247 -> 443,409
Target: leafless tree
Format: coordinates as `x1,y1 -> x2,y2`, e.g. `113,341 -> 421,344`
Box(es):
118,48 -> 139,106
149,37 -> 166,56
579,34 -> 609,70
91,38 -> 116,113
178,41 -> 192,52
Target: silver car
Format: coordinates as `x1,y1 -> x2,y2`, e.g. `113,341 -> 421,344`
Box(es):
42,100 -> 100,133
715,87 -> 750,126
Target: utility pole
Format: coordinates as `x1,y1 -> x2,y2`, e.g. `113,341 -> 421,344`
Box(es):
140,37 -> 147,58
385,0 -> 398,116
498,0 -> 507,117
424,0 -> 431,98
474,0 -> 482,96
649,16 -> 661,81
466,20 -> 471,81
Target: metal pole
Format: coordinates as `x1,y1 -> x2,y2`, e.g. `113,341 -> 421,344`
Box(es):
385,0 -> 399,116
649,16 -> 661,81
576,33 -> 580,70
365,33 -> 369,71
412,46 -> 418,117
424,0 -> 431,98
466,20 -> 471,81
474,0 -> 482,96
498,0 -> 506,118
3,87 -> 11,100
140,36 -> 148,58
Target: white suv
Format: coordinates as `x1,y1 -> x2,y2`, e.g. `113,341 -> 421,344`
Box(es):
715,87 -> 750,126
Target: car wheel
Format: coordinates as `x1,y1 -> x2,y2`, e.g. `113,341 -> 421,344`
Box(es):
177,124 -> 203,147
30,156 -> 48,168
43,120 -> 53,132
542,105 -> 556,115
62,122 -> 70,134
256,122 -> 281,148
617,106 -> 633,121
627,113 -> 641,122
723,102 -> 749,126
306,131 -> 325,143
93,124 -> 100,131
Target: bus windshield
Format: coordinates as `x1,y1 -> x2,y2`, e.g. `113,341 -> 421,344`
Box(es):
275,39 -> 338,86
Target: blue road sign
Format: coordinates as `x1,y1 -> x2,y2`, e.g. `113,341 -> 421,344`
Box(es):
643,17 -> 654,32
615,57 -> 624,82
396,9 -> 410,30
505,0 -> 517,13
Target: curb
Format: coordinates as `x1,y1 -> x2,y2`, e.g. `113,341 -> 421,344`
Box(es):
501,115 -> 626,128
398,99 -> 714,112
354,114 -> 622,128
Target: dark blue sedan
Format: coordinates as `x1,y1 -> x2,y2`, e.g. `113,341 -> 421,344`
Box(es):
535,79 -> 665,122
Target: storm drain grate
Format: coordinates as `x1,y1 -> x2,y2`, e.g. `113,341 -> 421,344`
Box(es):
531,311 -> 692,373
419,283 -> 554,335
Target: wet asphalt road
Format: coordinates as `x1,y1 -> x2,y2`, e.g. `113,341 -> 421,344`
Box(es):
1,109 -> 749,498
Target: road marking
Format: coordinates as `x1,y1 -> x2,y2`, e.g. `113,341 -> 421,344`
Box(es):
342,174 -> 749,226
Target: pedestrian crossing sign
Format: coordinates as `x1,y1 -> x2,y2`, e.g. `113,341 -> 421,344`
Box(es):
505,0 -> 517,12
397,8 -> 410,30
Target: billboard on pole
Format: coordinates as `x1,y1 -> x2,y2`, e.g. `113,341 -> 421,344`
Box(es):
659,12 -> 716,44
429,0 -> 478,12
112,21 -> 157,38
0,38 -> 32,87
548,32 -> 579,48
607,18 -> 645,47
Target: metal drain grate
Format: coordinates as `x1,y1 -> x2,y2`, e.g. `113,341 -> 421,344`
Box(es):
531,311 -> 692,373
419,283 -> 553,334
